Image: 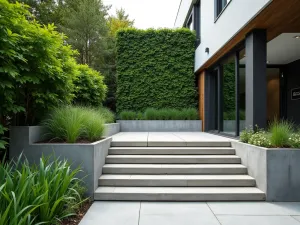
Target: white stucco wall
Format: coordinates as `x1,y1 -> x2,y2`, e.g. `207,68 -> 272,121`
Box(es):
195,0 -> 272,71
175,0 -> 273,71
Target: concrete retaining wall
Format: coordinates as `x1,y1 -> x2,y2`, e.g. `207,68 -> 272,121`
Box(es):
104,123 -> 120,137
117,120 -> 202,132
9,126 -> 113,198
231,140 -> 300,201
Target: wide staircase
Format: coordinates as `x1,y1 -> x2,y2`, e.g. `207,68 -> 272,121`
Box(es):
94,139 -> 265,201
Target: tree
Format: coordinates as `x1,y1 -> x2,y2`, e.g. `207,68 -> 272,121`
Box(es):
61,0 -> 109,68
103,8 -> 134,111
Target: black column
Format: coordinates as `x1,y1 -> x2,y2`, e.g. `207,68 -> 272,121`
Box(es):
204,71 -> 217,131
245,29 -> 267,129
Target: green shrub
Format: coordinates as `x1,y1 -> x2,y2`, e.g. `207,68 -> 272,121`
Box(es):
144,108 -> 158,120
73,65 -> 107,107
42,106 -> 106,143
181,108 -> 199,120
248,131 -> 272,148
0,125 -> 7,150
223,110 -> 245,120
0,0 -> 78,125
119,111 -> 137,120
269,120 -> 293,147
0,154 -> 86,225
240,128 -> 254,143
116,28 -> 197,113
289,133 -> 300,148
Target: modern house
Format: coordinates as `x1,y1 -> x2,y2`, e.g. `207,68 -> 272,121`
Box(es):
175,0 -> 300,136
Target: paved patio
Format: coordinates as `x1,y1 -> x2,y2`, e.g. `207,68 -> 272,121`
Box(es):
79,201 -> 300,225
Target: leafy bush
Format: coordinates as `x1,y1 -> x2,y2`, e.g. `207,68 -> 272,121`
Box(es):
248,131 -> 272,148
223,110 -> 246,120
0,0 -> 78,125
0,154 -> 86,225
119,111 -> 137,120
116,28 -> 197,113
73,65 -> 107,107
240,128 -> 254,143
269,120 -> 293,147
42,106 -> 105,143
289,133 -> 300,148
0,124 -> 7,150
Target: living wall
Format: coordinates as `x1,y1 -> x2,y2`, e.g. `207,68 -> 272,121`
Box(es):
116,28 -> 197,113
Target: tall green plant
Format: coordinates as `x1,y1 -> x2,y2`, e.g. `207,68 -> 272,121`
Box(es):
0,154 -> 85,225
269,120 -> 293,147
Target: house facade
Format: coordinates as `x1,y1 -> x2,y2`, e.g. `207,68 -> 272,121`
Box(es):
175,0 -> 300,136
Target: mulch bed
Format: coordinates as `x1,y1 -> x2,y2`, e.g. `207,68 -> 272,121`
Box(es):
60,201 -> 92,225
36,139 -> 98,144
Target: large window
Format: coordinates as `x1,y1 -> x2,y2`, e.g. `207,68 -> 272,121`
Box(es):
185,0 -> 201,46
215,0 -> 231,20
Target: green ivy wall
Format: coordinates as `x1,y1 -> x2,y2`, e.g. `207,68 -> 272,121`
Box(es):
116,28 -> 197,113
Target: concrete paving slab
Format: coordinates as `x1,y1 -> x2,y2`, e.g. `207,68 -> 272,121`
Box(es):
79,202 -> 140,225
139,202 -> 220,225
208,202 -> 300,215
217,215 -> 300,225
292,216 -> 300,222
111,132 -> 148,146
148,132 -> 186,146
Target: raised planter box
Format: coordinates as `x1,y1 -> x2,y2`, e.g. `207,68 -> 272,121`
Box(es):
9,124 -> 120,198
231,140 -> 300,201
117,120 -> 202,132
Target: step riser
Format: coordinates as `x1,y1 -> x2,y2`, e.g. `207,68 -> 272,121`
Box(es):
109,150 -> 235,155
105,158 -> 241,164
98,179 -> 256,187
111,142 -> 232,147
94,193 -> 265,201
102,168 -> 247,175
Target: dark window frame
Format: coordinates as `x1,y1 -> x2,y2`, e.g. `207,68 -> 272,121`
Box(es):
214,0 -> 232,22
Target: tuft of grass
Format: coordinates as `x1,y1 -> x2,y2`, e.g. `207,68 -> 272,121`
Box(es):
42,106 -> 106,143
97,107 -> 115,123
180,108 -> 199,120
119,111 -> 137,120
269,120 -> 293,147
144,108 -> 157,120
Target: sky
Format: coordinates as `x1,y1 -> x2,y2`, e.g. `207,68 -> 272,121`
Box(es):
102,0 -> 181,29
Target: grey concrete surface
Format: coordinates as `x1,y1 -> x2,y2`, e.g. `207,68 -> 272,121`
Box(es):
104,123 -> 120,137
117,120 -> 202,132
79,201 -> 300,225
231,140 -> 300,201
223,120 -> 245,132
9,126 -> 112,198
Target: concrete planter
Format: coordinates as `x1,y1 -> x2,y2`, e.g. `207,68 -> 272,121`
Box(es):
231,140 -> 300,201
9,125 -> 119,198
117,120 -> 202,132
104,123 -> 120,137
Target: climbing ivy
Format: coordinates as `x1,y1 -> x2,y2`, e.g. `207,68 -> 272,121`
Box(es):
116,28 -> 197,113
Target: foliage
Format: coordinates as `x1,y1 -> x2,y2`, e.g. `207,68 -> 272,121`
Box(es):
248,130 -> 272,148
119,108 -> 199,120
116,28 -> 197,113
42,106 -> 106,143
223,110 -> 246,120
240,127 -> 254,143
0,154 -> 86,225
119,111 -> 137,120
223,62 -> 236,113
103,8 -> 134,112
289,133 -> 300,148
0,124 -> 8,150
97,107 -> 115,123
73,64 -> 107,107
0,0 -> 78,125
61,0 -> 109,67
269,120 -> 293,147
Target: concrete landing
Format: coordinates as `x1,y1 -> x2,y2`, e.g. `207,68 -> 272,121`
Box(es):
111,132 -> 231,147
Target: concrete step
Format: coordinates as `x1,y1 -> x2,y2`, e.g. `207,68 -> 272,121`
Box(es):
94,186 -> 265,201
111,141 -> 232,147
102,164 -> 247,174
108,147 -> 235,155
105,155 -> 241,164
98,174 -> 256,187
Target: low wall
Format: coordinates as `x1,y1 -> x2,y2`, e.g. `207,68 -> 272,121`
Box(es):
9,126 -> 113,198
104,123 -> 120,137
117,120 -> 202,132
231,140 -> 300,201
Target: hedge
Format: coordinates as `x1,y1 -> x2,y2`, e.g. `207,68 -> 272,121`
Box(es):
116,28 -> 197,113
